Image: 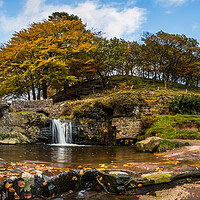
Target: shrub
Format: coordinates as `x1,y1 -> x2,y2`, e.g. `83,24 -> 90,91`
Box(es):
169,95 -> 200,115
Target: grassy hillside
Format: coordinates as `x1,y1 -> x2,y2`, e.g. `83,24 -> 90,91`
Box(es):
52,75 -> 200,143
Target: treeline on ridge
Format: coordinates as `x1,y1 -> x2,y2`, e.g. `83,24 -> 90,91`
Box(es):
0,12 -> 200,100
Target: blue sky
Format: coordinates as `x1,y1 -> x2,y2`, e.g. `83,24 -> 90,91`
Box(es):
0,0 -> 199,44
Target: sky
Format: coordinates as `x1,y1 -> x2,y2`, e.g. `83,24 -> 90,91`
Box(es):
0,0 -> 199,44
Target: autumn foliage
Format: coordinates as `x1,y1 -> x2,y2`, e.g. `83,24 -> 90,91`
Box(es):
1,12 -> 200,100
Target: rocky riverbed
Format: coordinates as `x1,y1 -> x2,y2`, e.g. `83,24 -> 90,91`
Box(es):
0,140 -> 200,199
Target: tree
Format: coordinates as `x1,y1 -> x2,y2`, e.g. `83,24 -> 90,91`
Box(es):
141,31 -> 200,88
0,16 -> 97,99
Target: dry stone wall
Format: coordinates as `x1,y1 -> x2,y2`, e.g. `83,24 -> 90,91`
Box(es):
11,99 -> 53,113
112,117 -> 141,140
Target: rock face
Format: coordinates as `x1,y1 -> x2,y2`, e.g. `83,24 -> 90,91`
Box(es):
112,117 -> 141,140
0,105 -> 50,143
135,137 -> 163,152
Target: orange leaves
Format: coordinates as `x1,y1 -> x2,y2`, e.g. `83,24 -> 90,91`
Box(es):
138,184 -> 142,187
24,193 -> 32,199
5,182 -> 13,189
72,176 -> 77,181
14,192 -> 20,200
9,187 -> 15,193
79,170 -> 84,175
17,180 -> 25,188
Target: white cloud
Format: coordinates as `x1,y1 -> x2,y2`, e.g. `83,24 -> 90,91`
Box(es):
156,0 -> 189,6
0,0 -> 146,41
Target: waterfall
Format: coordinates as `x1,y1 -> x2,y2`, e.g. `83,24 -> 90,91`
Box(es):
52,119 -> 74,144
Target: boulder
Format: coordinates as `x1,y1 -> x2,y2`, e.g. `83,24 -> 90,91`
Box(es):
135,137 -> 163,152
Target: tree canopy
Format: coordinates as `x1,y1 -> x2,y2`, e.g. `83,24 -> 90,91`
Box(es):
1,12 -> 200,100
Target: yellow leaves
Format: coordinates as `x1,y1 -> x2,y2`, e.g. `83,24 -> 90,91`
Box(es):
107,183 -> 110,186
79,170 -> 84,175
69,190 -> 73,194
99,177 -> 103,181
138,184 -> 142,187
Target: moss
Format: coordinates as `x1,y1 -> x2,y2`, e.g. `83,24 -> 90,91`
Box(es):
158,140 -> 180,152
142,173 -> 172,184
145,115 -> 200,140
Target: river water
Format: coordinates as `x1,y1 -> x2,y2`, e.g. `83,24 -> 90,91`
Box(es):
0,144 -> 163,168
0,145 -> 165,199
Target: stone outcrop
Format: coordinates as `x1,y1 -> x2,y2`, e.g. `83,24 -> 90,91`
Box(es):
0,107 -> 50,143
135,137 -> 180,152
135,137 -> 163,152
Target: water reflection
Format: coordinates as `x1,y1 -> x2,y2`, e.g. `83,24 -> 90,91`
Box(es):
0,145 -> 163,168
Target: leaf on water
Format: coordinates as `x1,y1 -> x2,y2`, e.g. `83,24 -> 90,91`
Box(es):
64,168 -> 70,172
30,171 -> 36,174
17,180 -> 25,188
5,182 -> 13,189
69,190 -> 73,193
24,193 -> 32,199
99,164 -> 105,168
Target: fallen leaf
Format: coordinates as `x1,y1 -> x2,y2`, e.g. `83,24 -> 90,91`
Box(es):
138,184 -> 142,187
72,176 -> 77,181
52,193 -> 55,197
24,193 -> 32,199
108,183 -> 110,185
80,170 -> 84,175
17,180 -> 25,188
99,177 -> 103,181
14,192 -> 20,199
43,182 -> 47,186
9,187 -> 15,193
69,190 -> 73,193
5,182 -> 13,189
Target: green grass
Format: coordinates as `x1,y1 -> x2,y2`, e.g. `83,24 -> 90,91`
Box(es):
144,115 -> 200,140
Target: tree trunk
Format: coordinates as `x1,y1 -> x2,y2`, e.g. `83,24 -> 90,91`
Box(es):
28,91 -> 31,100
42,85 -> 48,99
37,89 -> 41,100
31,84 -> 36,100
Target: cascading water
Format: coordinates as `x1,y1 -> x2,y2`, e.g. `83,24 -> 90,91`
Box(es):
52,119 -> 74,144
